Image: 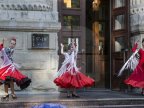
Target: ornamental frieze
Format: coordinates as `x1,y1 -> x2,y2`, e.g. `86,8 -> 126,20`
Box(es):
0,0 -> 53,11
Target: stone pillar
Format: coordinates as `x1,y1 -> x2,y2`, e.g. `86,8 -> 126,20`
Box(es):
130,0 -> 144,48
0,0 -> 61,94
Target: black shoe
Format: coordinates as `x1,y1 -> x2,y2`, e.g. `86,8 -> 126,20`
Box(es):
1,94 -> 9,101
11,94 -> 17,99
67,95 -> 70,98
67,94 -> 71,98
72,93 -> 80,98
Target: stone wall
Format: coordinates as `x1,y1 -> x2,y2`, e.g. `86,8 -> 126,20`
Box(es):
130,0 -> 144,46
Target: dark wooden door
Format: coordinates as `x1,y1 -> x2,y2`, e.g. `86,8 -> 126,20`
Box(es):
58,0 -> 86,73
87,0 -> 111,88
111,0 -> 130,90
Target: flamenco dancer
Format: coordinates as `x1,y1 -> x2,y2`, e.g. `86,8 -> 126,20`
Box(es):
0,37 -> 31,101
54,39 -> 95,98
118,39 -> 144,95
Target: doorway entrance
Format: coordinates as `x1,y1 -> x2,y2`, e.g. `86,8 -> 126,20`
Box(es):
86,0 -> 130,90
86,0 -> 110,88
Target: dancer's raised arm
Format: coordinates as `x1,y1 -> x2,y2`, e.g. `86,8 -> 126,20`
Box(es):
60,43 -> 65,55
132,40 -> 139,52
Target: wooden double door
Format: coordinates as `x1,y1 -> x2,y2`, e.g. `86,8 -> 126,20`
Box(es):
111,0 -> 130,90
88,0 -> 130,89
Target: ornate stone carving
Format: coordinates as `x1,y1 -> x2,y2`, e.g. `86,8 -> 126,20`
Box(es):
130,0 -> 144,30
130,0 -> 144,47
0,0 -> 60,31
0,0 -> 53,11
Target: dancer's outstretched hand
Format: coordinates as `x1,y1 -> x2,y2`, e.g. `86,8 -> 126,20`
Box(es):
61,43 -> 64,47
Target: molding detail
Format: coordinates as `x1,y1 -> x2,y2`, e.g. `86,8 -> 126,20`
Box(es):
0,0 -> 53,11
131,7 -> 144,14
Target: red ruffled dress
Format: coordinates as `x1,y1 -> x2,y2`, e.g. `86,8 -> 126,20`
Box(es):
0,44 -> 31,89
54,51 -> 95,88
125,43 -> 144,88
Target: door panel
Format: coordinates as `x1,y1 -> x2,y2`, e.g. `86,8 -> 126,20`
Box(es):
88,0 -> 110,88
111,0 -> 130,90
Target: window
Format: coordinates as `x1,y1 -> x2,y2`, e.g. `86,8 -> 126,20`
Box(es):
32,34 -> 49,49
114,37 -> 125,52
63,15 -> 80,30
114,0 -> 125,8
63,0 -> 80,8
114,14 -> 125,30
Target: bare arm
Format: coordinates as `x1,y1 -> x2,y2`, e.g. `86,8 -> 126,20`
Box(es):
132,40 -> 139,52
75,44 -> 78,53
60,43 -> 65,55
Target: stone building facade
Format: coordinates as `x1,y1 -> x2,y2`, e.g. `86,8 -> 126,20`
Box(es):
0,0 -> 144,94
0,0 -> 61,94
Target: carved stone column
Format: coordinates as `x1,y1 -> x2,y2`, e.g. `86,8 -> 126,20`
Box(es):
130,0 -> 144,47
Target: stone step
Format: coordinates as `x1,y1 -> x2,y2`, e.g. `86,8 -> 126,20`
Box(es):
1,90 -> 144,108
69,105 -> 144,108
1,98 -> 144,108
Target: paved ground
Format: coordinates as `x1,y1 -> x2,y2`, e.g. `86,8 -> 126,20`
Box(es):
0,89 -> 144,103
1,89 -> 144,108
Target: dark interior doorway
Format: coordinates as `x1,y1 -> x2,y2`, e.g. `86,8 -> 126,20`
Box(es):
86,0 -> 111,89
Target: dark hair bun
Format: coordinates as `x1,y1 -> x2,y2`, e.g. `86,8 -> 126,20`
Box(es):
11,37 -> 16,42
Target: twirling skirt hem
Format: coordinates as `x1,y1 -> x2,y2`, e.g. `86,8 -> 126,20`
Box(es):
54,71 -> 95,88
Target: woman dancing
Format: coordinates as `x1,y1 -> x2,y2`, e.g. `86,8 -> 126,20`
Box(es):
54,40 -> 95,98
0,37 -> 31,101
119,39 -> 144,95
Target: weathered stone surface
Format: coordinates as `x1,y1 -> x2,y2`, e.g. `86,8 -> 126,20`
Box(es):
31,70 -> 58,91
130,0 -> 144,45
0,0 -> 60,30
0,0 -> 53,11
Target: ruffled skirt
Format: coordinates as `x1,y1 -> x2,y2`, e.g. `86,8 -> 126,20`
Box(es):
54,71 -> 95,88
125,64 -> 144,88
0,64 -> 31,89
